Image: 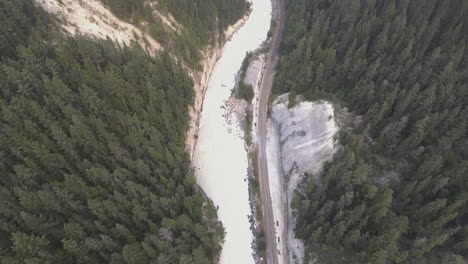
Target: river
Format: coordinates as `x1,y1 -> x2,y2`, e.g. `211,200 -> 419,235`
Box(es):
192,0 -> 272,263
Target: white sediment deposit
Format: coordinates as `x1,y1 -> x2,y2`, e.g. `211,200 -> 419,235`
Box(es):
266,94 -> 339,264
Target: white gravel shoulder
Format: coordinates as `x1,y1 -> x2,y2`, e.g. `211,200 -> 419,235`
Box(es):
266,118 -> 288,263
266,94 -> 339,264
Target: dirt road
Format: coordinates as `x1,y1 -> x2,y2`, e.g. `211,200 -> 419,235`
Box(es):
256,0 -> 285,263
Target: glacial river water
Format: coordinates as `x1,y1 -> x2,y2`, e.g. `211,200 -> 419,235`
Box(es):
192,0 -> 272,263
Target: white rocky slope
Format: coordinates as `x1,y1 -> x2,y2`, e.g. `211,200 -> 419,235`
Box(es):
266,94 -> 339,263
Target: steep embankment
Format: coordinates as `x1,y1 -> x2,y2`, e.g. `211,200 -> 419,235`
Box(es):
244,55 -> 266,146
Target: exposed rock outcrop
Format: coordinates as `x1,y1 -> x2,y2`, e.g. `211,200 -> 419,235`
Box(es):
273,96 -> 339,178
266,94 -> 339,263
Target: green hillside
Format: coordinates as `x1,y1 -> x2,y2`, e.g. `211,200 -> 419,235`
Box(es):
0,0 -> 248,262
274,0 -> 468,263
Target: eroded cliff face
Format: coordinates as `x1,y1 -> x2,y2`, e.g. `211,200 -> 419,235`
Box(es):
33,0 -> 161,54
266,94 -> 339,263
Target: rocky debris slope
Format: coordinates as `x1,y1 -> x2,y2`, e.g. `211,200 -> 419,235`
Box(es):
266,94 -> 339,263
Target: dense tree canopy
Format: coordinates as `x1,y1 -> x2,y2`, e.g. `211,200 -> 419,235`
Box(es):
275,0 -> 468,263
0,0 -> 240,262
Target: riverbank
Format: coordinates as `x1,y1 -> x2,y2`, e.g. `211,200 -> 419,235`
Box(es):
185,13 -> 250,159
225,0 -> 284,261
191,0 -> 272,262
226,50 -> 267,263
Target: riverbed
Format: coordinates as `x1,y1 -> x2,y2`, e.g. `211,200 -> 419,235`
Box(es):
192,0 -> 272,263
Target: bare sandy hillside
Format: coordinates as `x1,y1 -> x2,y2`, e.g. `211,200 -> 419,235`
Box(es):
33,0 -> 161,54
